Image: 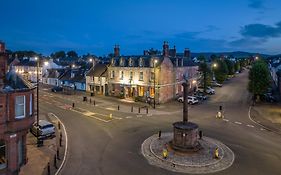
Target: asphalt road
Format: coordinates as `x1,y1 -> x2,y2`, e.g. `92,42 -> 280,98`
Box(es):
39,70 -> 281,175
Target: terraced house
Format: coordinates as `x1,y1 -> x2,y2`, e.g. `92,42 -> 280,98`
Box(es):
107,42 -> 199,103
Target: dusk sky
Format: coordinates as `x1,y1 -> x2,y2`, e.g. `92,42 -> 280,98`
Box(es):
1,0 -> 281,56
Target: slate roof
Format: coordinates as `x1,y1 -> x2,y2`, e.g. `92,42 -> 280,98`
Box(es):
59,69 -> 86,83
109,55 -> 197,67
43,69 -> 66,78
86,63 -> 107,77
2,70 -> 34,92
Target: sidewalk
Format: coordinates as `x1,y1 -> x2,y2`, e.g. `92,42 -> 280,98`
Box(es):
250,103 -> 281,134
20,113 -> 67,175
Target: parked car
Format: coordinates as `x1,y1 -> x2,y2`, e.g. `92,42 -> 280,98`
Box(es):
197,87 -> 215,95
261,93 -> 277,103
30,120 -> 55,138
177,96 -> 199,104
211,81 -> 222,87
51,86 -> 63,92
193,91 -> 207,100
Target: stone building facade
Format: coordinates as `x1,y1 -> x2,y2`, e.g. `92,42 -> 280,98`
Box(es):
107,42 -> 199,103
0,42 -> 35,175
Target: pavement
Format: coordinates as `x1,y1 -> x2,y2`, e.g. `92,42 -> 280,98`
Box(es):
38,69 -> 281,175
250,103 -> 281,135
19,112 -> 67,175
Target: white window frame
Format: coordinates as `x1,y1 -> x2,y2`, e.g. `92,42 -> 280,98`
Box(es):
29,94 -> 33,116
139,72 -> 143,81
15,96 -> 26,119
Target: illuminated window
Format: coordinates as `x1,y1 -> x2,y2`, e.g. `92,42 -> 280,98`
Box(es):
138,86 -> 144,96
139,58 -> 143,67
15,96 -> 25,119
139,72 -> 143,81
150,87 -> 155,97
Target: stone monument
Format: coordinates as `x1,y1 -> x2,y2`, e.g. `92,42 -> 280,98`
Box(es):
171,82 -> 200,151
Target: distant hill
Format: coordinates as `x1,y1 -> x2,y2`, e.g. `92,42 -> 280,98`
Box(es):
189,51 -> 273,59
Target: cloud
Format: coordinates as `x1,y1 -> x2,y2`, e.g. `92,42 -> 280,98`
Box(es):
248,0 -> 265,9
240,22 -> 281,38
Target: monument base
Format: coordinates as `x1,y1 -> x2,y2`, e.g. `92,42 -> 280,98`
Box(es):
171,121 -> 201,152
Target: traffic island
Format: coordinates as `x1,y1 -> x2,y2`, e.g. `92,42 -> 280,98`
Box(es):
141,132 -> 235,174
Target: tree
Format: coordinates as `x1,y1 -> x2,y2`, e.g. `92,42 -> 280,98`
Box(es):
225,59 -> 235,75
51,51 -> 66,59
198,56 -> 211,93
214,60 -> 228,83
67,50 -> 78,58
248,60 -> 270,102
234,61 -> 241,72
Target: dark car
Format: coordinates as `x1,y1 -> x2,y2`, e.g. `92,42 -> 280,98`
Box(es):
261,93 -> 277,103
193,91 -> 207,100
51,86 -> 63,92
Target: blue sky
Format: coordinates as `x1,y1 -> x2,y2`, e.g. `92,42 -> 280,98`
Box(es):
1,0 -> 281,56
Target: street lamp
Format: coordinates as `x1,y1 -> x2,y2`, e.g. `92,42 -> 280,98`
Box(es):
153,59 -> 158,109
89,58 -> 95,68
34,56 -> 40,146
212,63 -> 217,81
72,64 -> 76,68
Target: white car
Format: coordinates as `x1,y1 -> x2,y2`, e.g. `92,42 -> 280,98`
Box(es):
30,120 -> 55,138
198,87 -> 215,95
177,96 -> 199,104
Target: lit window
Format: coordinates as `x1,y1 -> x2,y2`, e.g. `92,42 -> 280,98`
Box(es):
150,72 -> 155,81
29,94 -> 33,115
0,140 -> 6,169
15,96 -> 25,119
138,86 -> 144,96
139,58 -> 143,67
139,72 -> 143,81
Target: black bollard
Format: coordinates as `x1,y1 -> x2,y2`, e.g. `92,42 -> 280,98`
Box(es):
90,98 -> 92,104
47,162 -> 50,175
158,130 -> 162,139
138,107 -> 140,113
72,103 -> 75,108
57,148 -> 60,160
219,105 -> 222,111
199,130 -> 203,139
131,106 -> 133,112
59,137 -> 62,147
54,155 -> 57,169
118,105 -> 120,110
58,121 -> 61,130
94,100 -> 96,106
146,107 -> 148,114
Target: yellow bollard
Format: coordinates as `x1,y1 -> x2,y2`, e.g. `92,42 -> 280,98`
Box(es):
214,147 -> 219,159
162,149 -> 168,159
109,114 -> 113,119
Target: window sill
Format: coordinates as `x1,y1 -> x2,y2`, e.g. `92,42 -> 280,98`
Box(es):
15,116 -> 25,120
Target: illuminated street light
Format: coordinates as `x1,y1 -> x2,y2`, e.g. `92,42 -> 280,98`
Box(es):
153,59 -> 158,109
44,61 -> 49,66
192,80 -> 197,84
34,56 -> 38,61
89,58 -> 93,62
72,64 -> 76,68
213,63 -> 217,68
255,56 -> 259,60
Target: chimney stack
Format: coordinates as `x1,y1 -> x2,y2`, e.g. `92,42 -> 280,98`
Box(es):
163,41 -> 169,57
114,45 -> 120,57
184,48 -> 190,58
0,41 -> 7,88
169,45 -> 177,57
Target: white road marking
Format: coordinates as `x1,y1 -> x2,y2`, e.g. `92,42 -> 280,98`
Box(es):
223,119 -> 229,122
246,124 -> 255,128
234,121 -> 242,125
136,115 -> 143,118
260,128 -> 265,131
106,107 -> 115,111
126,116 -> 132,119
147,114 -> 153,117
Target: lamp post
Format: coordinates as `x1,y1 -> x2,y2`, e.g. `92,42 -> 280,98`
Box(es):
34,57 -> 40,146
153,59 -> 158,109
212,63 -> 217,81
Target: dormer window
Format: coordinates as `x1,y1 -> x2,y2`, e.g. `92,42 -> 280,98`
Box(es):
139,58 -> 143,67
111,59 -> 116,66
129,58 -> 133,67
119,58 -> 124,66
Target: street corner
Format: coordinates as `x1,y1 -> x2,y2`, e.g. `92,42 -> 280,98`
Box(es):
141,132 -> 235,174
